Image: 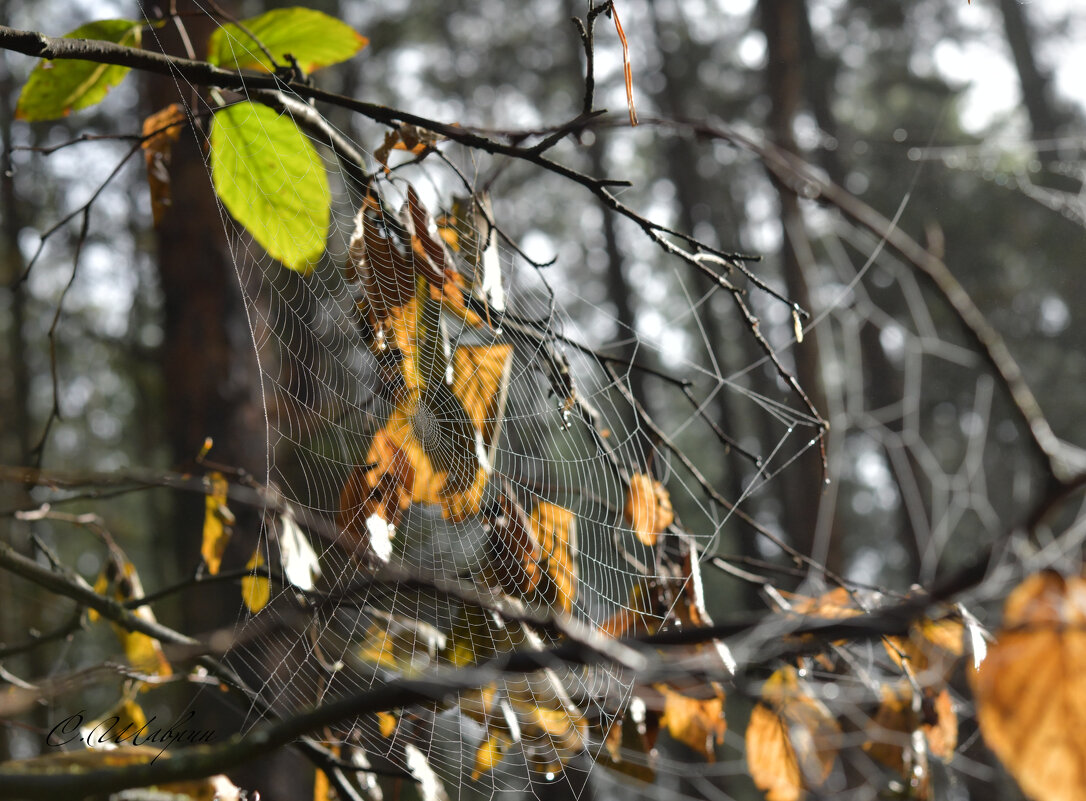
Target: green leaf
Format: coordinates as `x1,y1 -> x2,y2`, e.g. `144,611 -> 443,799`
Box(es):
16,20 -> 142,121
206,7 -> 368,74
210,101 -> 330,273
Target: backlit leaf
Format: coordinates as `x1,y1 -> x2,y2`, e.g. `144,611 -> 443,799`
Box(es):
659,684 -> 726,761
206,7 -> 367,74
16,20 -> 142,121
210,101 -> 329,273
971,570 -> 1086,801
200,471 -> 235,575
91,558 -> 172,682
529,502 -> 578,614
471,733 -> 508,780
624,473 -> 674,546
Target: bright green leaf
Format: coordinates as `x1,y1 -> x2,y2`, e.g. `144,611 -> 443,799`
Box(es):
16,20 -> 142,121
210,101 -> 330,273
206,7 -> 368,75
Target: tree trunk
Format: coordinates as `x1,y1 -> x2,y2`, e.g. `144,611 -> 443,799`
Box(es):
760,0 -> 838,572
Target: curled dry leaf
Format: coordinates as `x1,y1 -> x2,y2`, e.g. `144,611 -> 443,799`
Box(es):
346,190 -> 415,331
485,491 -> 578,613
746,666 -> 840,801
624,473 -> 674,546
141,103 -> 187,225
971,570 -> 1086,801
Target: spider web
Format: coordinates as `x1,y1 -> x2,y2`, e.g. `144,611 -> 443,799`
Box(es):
110,4 -> 1085,800
132,6 -> 826,797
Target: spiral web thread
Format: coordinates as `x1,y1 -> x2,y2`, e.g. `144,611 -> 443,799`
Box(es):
130,5 -> 1086,800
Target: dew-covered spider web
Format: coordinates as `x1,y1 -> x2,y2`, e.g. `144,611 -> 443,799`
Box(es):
113,4 -> 1086,799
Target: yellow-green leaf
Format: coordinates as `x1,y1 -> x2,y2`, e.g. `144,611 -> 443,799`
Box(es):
16,20 -> 142,121
210,101 -> 330,272
206,7 -> 367,74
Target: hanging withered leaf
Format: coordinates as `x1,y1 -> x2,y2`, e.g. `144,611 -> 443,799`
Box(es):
485,490 -> 578,614
884,612 -> 965,686
609,2 -> 638,126
599,698 -> 656,782
91,557 -> 172,682
200,471 -> 235,575
374,124 -> 446,166
450,345 -> 514,464
241,546 -> 270,613
345,190 -> 415,332
140,103 -> 187,226
746,666 -> 840,801
624,473 -> 674,546
971,570 -> 1086,801
404,185 -> 451,281
658,684 -> 726,761
529,501 -> 579,614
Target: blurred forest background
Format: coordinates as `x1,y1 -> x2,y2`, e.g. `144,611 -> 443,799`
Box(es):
1,0 -> 1085,799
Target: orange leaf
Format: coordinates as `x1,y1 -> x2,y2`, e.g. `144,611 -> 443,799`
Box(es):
449,344 -> 513,446
471,733 -> 508,780
746,667 -> 839,801
971,571 -> 1086,801
610,2 -> 638,126
659,685 -> 726,760
529,502 -> 578,614
140,103 -> 187,225
786,587 -> 864,619
624,473 -> 674,546
884,615 -> 965,685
